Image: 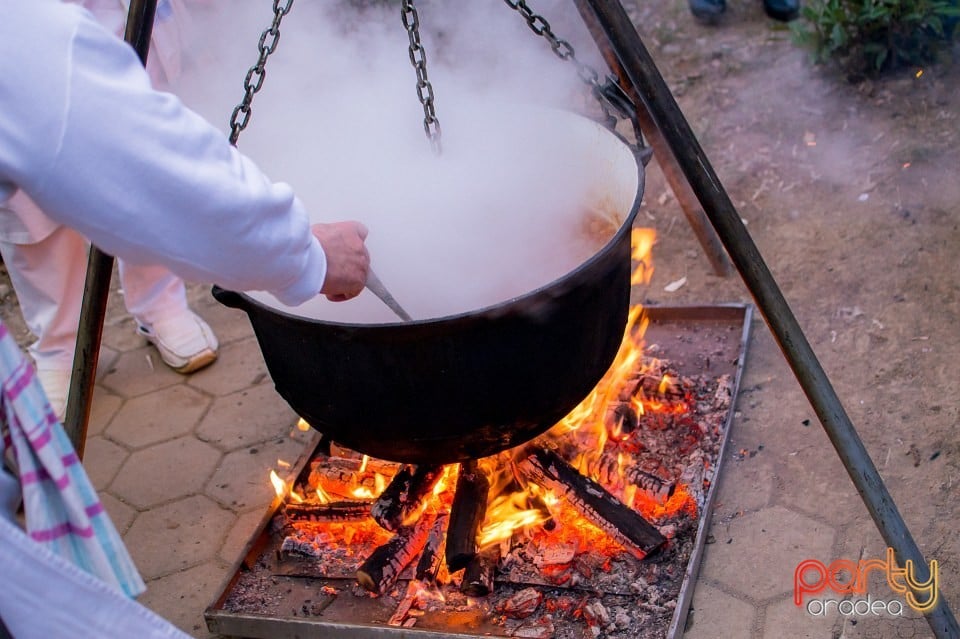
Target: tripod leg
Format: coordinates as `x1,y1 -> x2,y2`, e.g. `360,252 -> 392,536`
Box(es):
63,0 -> 158,457
574,2 -> 959,637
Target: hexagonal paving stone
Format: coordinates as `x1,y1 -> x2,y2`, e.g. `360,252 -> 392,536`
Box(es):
111,436 -> 221,509
700,505 -> 836,600
106,384 -> 211,448
683,583 -> 756,639
138,561 -> 225,638
205,436 -> 313,511
87,386 -> 124,438
764,594 -> 930,638
194,295 -> 257,345
95,345 -> 119,380
840,612 -> 930,638
711,457 -> 776,518
100,345 -> 183,398
81,435 -> 128,491
124,495 -> 234,580
187,338 -> 269,397
762,593 -> 844,639
98,492 -> 137,534
101,312 -> 145,353
218,508 -> 268,565
771,447 -> 869,526
196,383 -> 298,451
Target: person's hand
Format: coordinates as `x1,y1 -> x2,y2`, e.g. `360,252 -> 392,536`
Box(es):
312,221 -> 370,301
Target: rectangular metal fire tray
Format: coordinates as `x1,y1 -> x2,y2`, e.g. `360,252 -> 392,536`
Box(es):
205,303 -> 753,639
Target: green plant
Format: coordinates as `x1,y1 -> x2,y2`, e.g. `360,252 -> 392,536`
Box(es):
791,0 -> 960,74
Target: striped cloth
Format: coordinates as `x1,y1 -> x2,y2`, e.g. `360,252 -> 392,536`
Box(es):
0,319 -> 145,597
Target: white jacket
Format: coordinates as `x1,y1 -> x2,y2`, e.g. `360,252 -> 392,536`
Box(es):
0,0 -> 327,306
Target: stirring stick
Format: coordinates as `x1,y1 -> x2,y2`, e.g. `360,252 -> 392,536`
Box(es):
366,269 -> 413,322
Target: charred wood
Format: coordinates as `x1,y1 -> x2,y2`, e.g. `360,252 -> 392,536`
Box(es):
282,500 -> 371,525
307,456 -> 397,499
414,512 -> 449,584
279,532 -> 325,559
356,512 -> 436,595
518,446 -> 665,559
445,460 -> 490,572
388,581 -> 418,627
460,543 -> 500,597
625,467 -> 676,502
371,464 -> 444,532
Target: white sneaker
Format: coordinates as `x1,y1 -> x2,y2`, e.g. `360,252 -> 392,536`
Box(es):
35,367 -> 71,421
136,310 -> 219,374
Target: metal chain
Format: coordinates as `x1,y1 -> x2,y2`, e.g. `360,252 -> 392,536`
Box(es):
502,0 -> 629,132
228,0 -> 295,145
401,0 -> 442,154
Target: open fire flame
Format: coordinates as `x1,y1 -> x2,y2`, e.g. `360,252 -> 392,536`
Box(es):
269,226 -> 698,578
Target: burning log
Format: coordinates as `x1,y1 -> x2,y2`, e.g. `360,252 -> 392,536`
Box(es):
460,544 -> 500,597
307,456 -> 396,499
282,500 -> 371,524
625,467 -> 676,502
356,511 -> 436,595
371,464 -> 444,532
445,460 -> 490,572
518,446 -> 665,559
414,513 -> 449,584
277,499 -> 372,547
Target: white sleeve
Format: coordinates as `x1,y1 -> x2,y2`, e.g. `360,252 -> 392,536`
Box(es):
0,2 -> 326,307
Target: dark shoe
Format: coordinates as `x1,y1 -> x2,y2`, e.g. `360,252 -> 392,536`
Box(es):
689,0 -> 726,25
763,0 -> 800,22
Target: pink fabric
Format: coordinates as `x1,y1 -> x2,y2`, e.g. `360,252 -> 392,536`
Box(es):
0,319 -> 145,596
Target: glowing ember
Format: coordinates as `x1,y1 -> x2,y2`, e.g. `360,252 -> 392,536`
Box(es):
633,483 -> 697,521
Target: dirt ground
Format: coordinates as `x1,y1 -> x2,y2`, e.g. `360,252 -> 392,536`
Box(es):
1,2 -> 957,637
617,1 -> 960,636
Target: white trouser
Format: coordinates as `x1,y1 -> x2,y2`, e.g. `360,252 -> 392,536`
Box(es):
0,225 -> 188,373
0,0 -> 196,374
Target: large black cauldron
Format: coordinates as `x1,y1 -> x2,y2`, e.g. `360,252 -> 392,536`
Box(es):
213,113 -> 643,464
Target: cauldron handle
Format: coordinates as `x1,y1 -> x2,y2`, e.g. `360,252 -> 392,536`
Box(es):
211,285 -> 245,309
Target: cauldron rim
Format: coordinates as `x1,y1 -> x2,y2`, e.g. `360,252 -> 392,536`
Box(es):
217,116 -> 645,329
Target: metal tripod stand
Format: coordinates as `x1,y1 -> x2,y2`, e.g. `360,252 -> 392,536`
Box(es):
61,1 -> 956,636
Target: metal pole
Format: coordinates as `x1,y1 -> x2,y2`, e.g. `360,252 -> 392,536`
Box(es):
572,1 -> 731,277
575,1 -> 958,636
63,0 -> 158,457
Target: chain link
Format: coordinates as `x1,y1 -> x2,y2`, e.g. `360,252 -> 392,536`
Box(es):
401,0 -> 442,154
502,0 -> 625,131
228,0 -> 295,145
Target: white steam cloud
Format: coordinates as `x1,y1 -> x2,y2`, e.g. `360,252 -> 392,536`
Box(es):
174,1 -> 635,323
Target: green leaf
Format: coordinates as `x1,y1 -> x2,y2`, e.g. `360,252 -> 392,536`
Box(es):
874,47 -> 889,69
